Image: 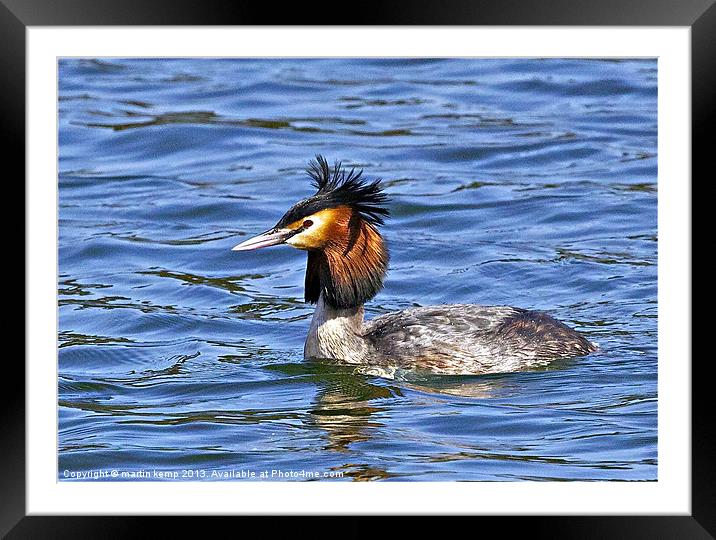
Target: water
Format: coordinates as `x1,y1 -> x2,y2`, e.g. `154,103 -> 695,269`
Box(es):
58,58 -> 657,481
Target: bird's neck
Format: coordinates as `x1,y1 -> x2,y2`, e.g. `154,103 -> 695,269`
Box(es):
304,218 -> 389,310
304,293 -> 368,362
302,216 -> 387,362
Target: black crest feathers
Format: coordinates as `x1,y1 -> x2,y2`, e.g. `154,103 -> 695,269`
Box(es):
273,156 -> 391,309
305,155 -> 390,226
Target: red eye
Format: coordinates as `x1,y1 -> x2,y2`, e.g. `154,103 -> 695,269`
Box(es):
303,219 -> 313,228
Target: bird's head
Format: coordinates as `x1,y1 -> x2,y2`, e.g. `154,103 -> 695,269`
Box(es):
232,156 -> 390,309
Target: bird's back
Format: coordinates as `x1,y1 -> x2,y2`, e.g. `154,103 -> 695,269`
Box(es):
363,304 -> 596,375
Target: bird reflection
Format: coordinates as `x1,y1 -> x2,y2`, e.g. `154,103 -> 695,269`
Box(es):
304,362 -> 516,480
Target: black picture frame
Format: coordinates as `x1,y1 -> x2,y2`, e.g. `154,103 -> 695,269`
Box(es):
5,0 -> 712,537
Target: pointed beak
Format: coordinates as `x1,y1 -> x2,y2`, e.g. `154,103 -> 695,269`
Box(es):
231,228 -> 294,251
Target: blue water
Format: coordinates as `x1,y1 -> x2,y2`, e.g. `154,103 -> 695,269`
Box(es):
58,58 -> 657,481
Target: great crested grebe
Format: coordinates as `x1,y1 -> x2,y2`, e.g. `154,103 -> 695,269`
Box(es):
232,156 -> 597,375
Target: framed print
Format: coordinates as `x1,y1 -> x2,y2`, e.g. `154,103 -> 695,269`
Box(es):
6,0 -> 712,536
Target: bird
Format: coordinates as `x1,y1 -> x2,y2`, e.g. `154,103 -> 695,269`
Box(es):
232,156 -> 598,375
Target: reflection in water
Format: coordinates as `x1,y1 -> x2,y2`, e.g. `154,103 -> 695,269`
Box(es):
304,366 -> 399,480
303,362 -> 525,480
309,372 -> 390,450
402,378 -> 511,399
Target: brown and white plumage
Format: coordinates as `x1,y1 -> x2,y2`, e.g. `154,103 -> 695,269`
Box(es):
232,156 -> 597,375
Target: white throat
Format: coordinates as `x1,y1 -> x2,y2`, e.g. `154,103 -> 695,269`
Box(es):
304,294 -> 368,363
